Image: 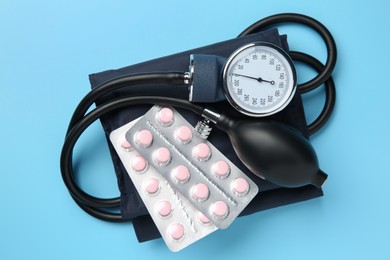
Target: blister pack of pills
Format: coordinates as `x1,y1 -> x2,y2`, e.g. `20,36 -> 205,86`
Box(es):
110,119 -> 218,252
125,106 -> 259,229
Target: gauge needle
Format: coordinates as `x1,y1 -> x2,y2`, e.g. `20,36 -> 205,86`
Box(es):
233,73 -> 275,85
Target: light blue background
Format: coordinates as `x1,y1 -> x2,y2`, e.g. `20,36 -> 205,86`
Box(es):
1,0 -> 389,259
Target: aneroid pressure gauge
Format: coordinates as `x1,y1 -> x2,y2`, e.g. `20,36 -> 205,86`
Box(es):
223,42 -> 297,117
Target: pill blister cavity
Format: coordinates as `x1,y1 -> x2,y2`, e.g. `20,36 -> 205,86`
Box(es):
211,200 -> 229,219
232,177 -> 249,196
157,107 -> 174,126
191,183 -> 209,201
156,200 -> 172,217
120,137 -> 133,151
143,178 -> 160,195
131,155 -> 148,172
153,147 -> 171,166
172,165 -> 190,183
197,211 -> 211,225
193,143 -> 211,161
121,140 -> 132,150
175,125 -> 192,143
212,160 -> 230,179
167,223 -> 185,241
135,129 -> 153,148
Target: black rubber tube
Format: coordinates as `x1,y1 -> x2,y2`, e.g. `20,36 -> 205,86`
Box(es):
67,72 -> 186,134
64,72 -> 187,211
289,51 -> 336,135
61,95 -> 204,221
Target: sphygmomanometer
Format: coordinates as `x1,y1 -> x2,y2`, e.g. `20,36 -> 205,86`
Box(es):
60,13 -> 336,250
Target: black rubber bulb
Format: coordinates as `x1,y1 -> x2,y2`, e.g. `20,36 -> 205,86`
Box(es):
216,114 -> 327,188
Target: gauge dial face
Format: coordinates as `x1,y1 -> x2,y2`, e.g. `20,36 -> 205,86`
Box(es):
223,42 -> 297,117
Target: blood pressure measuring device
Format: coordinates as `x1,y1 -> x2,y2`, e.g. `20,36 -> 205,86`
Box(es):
61,13 -> 337,251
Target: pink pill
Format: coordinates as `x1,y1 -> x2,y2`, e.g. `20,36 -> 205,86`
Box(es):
191,183 -> 209,201
197,212 -> 211,225
212,160 -> 230,178
167,223 -> 185,240
172,165 -> 190,183
143,178 -> 160,195
232,177 -> 249,196
131,155 -> 148,172
193,143 -> 211,161
156,107 -> 174,126
175,125 -> 192,143
211,200 -> 229,219
153,147 -> 171,165
135,130 -> 153,148
121,139 -> 132,150
156,200 -> 172,217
